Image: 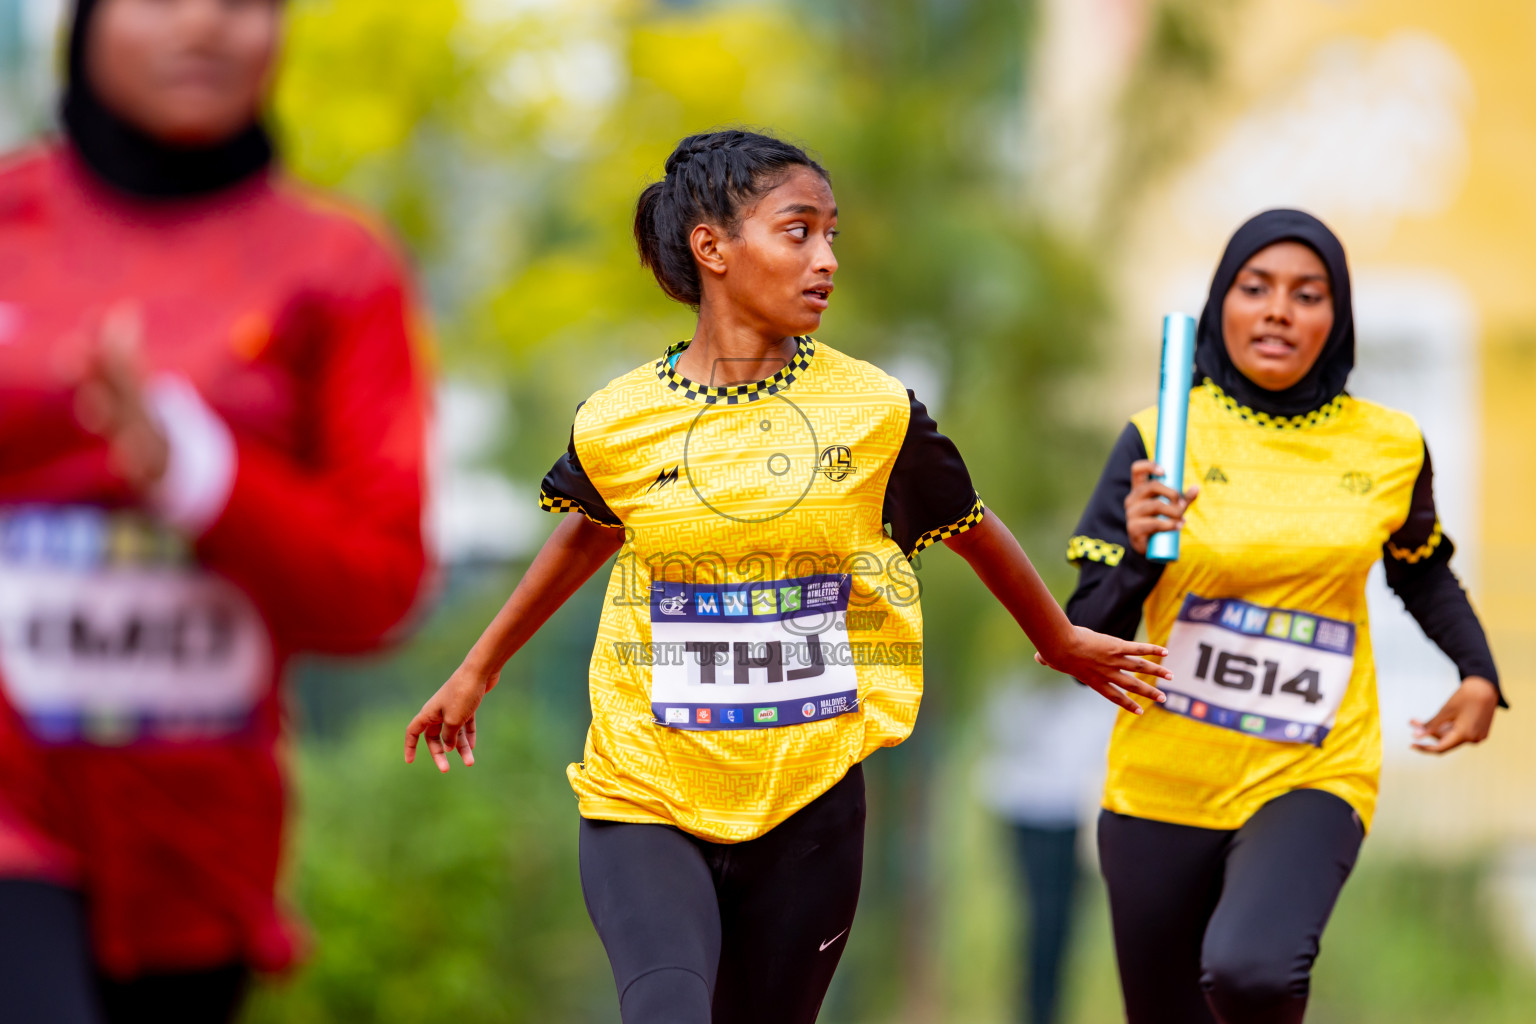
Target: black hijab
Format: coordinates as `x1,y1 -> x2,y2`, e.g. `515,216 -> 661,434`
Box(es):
61,0 -> 275,199
1194,209 -> 1354,418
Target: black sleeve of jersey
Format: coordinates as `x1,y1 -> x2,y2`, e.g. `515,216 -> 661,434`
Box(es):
1063,422 -> 1166,640
883,391 -> 984,560
1383,441 -> 1503,704
539,406 -> 622,528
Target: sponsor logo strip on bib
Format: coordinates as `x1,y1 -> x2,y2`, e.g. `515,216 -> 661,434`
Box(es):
1157,594 -> 1355,747
648,573 -> 859,730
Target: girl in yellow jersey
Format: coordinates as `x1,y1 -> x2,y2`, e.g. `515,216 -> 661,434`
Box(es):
403,130 -> 1171,1024
1067,209 -> 1504,1024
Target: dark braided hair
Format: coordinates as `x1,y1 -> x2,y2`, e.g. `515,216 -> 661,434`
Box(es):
635,129 -> 829,306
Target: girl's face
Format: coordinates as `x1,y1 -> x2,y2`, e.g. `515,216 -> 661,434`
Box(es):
89,0 -> 280,145
709,166 -> 839,337
1220,241 -> 1335,392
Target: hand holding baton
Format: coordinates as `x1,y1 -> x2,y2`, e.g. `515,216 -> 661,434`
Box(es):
1147,313 -> 1197,563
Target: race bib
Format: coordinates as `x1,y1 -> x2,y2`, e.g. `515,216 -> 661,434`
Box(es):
647,573 -> 860,730
1159,594 -> 1355,746
0,507 -> 271,745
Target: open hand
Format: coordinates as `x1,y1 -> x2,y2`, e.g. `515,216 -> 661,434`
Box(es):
1035,625 -> 1171,715
405,665 -> 496,772
1126,459 -> 1198,556
72,305 -> 170,491
1411,676 -> 1499,755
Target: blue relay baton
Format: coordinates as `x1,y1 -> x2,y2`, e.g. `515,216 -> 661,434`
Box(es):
1147,313 -> 1197,563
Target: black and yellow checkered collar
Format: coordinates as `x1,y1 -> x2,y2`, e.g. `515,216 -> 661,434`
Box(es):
1202,378 -> 1349,431
656,336 -> 814,404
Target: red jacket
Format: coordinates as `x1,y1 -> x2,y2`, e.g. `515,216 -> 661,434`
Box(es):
0,143 -> 431,977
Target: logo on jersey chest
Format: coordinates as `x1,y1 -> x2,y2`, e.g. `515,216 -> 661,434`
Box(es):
1340,472 -> 1373,496
645,465 -> 680,494
817,445 -> 857,482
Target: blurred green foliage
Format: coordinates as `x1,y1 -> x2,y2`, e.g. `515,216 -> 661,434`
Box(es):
248,571 -> 616,1023
273,0 -> 1111,537
1308,851 -> 1536,1024
244,708 -> 603,1024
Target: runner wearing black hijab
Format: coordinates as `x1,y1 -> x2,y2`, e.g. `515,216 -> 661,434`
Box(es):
60,0 -> 278,198
1065,209 -> 1502,1023
0,2 -> 430,1021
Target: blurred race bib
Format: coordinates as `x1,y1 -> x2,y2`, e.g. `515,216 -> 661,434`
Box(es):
1158,594 -> 1354,746
0,507 -> 270,745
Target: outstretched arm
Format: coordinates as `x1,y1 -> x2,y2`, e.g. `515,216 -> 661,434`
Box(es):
945,511 -> 1170,715
1383,440 -> 1503,755
405,514 -> 625,772
883,394 -> 1169,711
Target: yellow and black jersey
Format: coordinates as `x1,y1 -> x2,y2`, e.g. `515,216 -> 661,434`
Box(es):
539,337 -> 983,842
1065,380 -> 1500,832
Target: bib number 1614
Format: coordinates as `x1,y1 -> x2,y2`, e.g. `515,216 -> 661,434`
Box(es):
1161,594 -> 1353,745
1192,643 -> 1323,705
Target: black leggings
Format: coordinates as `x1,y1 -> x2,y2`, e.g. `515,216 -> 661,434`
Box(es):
579,764 -> 865,1024
0,880 -> 247,1024
1098,789 -> 1363,1024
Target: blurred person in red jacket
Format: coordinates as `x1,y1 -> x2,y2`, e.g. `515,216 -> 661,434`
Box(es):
0,1 -> 432,1020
